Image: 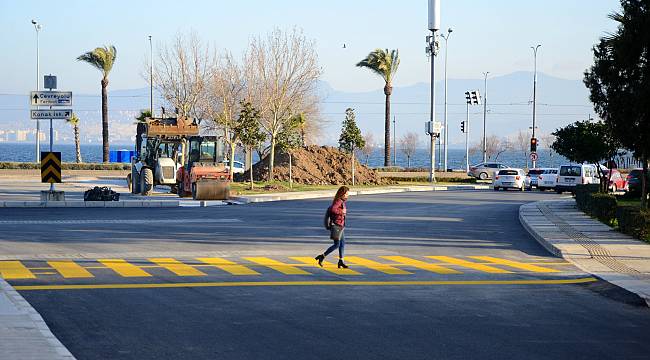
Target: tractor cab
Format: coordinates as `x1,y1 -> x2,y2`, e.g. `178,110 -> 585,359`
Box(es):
176,136 -> 231,200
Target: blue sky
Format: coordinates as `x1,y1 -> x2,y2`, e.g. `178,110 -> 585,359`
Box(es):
1,0 -> 620,94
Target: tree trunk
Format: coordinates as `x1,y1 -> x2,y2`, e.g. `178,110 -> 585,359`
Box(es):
407,155 -> 411,168
289,152 -> 293,189
642,155 -> 648,209
351,150 -> 355,186
101,78 -> 109,163
249,146 -> 254,190
384,84 -> 392,167
74,124 -> 82,163
268,135 -> 276,181
229,141 -> 236,181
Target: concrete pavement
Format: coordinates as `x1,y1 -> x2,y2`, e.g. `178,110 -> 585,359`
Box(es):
0,277 -> 75,359
520,199 -> 650,306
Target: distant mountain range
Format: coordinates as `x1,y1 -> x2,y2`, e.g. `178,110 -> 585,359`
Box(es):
0,71 -> 595,148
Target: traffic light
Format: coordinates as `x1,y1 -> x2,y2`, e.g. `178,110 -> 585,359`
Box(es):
465,92 -> 471,104
460,121 -> 465,133
530,137 -> 538,153
471,90 -> 481,105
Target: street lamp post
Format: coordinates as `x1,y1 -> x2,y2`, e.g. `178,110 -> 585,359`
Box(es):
482,72 -> 489,163
393,115 -> 396,167
32,20 -> 42,163
531,44 -> 541,168
441,28 -> 452,172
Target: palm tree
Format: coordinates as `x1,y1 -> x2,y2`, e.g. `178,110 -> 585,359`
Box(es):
66,113 -> 82,163
77,45 -> 117,163
356,49 -> 400,167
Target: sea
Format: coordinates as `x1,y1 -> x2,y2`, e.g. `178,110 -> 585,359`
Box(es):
0,142 -> 569,170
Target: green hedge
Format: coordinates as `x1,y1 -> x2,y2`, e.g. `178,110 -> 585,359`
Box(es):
588,193 -> 618,224
616,206 -> 650,242
0,162 -> 130,170
574,184 -> 601,210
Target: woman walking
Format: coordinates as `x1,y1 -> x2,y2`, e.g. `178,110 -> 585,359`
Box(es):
315,186 -> 350,269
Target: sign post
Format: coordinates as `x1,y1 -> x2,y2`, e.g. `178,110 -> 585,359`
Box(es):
29,75 -> 71,201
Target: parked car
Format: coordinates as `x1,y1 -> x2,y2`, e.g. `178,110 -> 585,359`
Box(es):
468,162 -> 509,180
626,168 -> 650,194
556,164 -> 600,193
537,168 -> 559,191
493,168 -> 526,191
525,168 -> 546,190
221,160 -> 245,174
602,168 -> 626,192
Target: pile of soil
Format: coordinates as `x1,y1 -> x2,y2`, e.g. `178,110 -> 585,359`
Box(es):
242,145 -> 386,185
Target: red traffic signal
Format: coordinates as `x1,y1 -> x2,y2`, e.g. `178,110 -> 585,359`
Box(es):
530,137 -> 538,152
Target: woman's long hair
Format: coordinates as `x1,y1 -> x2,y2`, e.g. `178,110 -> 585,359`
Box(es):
333,186 -> 349,204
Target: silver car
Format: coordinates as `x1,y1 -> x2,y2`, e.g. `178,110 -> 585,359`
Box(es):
468,162 -> 509,180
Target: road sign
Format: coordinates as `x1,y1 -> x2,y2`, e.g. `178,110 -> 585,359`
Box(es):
41,152 -> 61,183
30,91 -> 72,106
530,152 -> 538,161
30,109 -> 72,120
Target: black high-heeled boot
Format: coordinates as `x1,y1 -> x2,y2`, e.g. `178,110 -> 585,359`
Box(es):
315,254 -> 324,267
337,259 -> 348,269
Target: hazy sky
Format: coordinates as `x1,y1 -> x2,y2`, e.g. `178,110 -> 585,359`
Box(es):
1,0 -> 620,94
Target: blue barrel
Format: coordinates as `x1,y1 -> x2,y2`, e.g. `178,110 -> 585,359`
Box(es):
109,150 -> 119,163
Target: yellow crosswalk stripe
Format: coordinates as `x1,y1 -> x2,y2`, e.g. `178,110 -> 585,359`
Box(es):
290,257 -> 363,275
0,261 -> 36,279
469,256 -> 561,273
47,261 -> 94,278
426,256 -> 512,274
197,258 -> 260,275
98,259 -> 152,277
243,257 -> 311,275
149,258 -> 206,276
345,256 -> 412,275
381,256 -> 462,274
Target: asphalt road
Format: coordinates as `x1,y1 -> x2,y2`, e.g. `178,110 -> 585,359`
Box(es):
2,190 -> 650,359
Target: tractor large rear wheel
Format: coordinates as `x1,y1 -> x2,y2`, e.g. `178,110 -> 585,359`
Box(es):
140,168 -> 154,196
131,167 -> 140,194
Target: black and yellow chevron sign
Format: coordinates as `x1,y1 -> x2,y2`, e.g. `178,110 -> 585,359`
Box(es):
41,152 -> 61,183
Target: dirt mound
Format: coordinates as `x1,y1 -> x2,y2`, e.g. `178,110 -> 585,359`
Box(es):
243,145 -> 386,185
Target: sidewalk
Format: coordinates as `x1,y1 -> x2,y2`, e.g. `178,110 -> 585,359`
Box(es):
520,199 -> 650,306
0,278 -> 75,359
232,184 -> 489,203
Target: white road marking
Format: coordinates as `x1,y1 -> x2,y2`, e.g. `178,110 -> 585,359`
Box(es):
0,219 -> 242,225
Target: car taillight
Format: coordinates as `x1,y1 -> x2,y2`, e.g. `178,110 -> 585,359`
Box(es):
495,175 -> 500,180
516,176 -> 521,180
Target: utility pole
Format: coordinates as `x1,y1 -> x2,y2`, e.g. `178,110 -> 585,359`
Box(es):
393,115 -> 396,166
531,44 -> 541,168
32,20 -> 42,163
149,35 -> 154,117
426,0 -> 440,183
441,28 -> 452,172
482,72 -> 489,163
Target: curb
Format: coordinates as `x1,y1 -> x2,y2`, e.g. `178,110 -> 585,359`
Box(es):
519,200 -> 650,307
0,277 -> 76,359
0,200 -> 180,208
231,184 -> 490,204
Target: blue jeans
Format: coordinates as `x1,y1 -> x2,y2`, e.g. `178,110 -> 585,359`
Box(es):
323,232 -> 345,259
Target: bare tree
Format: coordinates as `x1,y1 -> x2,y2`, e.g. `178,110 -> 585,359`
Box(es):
399,132 -> 418,168
244,27 -> 321,180
203,52 -> 246,179
153,32 -> 213,118
540,133 -> 556,167
512,130 -> 531,169
357,132 -> 376,166
470,135 -> 512,161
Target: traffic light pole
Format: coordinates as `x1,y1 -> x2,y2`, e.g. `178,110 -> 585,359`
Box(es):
465,103 -> 469,173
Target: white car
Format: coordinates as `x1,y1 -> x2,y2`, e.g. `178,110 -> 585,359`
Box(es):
537,168 -> 559,191
493,168 -> 526,191
556,164 -> 600,193
221,160 -> 245,174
